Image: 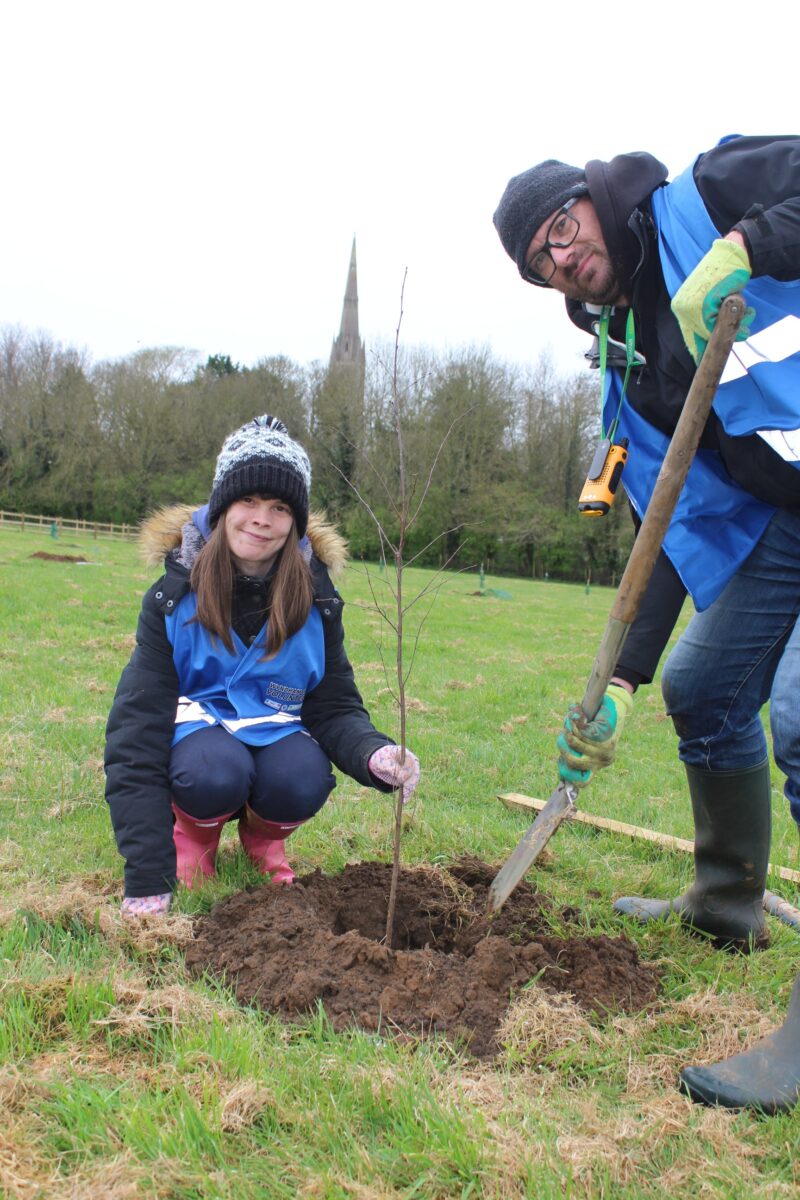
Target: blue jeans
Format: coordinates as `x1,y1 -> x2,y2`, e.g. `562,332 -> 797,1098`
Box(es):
169,728 -> 336,823
661,509 -> 800,823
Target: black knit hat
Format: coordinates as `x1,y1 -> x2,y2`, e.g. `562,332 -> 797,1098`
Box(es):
493,159 -> 588,277
207,415 -> 311,537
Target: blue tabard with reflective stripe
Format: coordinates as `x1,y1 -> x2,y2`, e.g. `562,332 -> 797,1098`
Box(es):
652,156 -> 800,442
604,149 -> 800,611
164,592 -> 325,747
603,375 -> 772,610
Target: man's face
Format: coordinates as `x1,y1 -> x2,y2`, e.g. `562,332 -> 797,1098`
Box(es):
525,197 -> 627,305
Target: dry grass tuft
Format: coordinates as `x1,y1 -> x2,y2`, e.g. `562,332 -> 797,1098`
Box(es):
624,987 -> 778,1095
2,971 -> 222,1050
549,1092 -> 765,1191
674,987 -> 777,1050
0,1121 -> 59,1200
299,1175 -> 395,1199
0,1069 -> 40,1115
62,1152 -> 179,1200
1,872 -> 195,951
0,839 -> 24,878
445,1010 -> 777,1196
2,871 -> 115,925
43,707 -> 70,722
499,714 -> 530,734
438,1067 -> 559,1197
219,1080 -> 276,1132
97,977 -> 225,1036
498,985 -> 600,1065
444,674 -> 485,692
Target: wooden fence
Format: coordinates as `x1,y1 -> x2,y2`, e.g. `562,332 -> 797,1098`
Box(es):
0,510 -> 138,541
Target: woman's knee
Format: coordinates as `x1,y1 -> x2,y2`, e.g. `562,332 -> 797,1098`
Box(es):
169,730 -> 255,818
250,735 -> 335,822
251,769 -> 335,822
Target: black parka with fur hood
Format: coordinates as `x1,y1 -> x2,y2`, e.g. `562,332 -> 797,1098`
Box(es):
105,506 -> 395,897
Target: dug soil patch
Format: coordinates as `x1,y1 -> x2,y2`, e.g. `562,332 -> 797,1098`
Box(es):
186,859 -> 660,1057
29,551 -> 87,563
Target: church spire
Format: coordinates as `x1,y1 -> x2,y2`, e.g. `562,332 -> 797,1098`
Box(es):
330,237 -> 365,370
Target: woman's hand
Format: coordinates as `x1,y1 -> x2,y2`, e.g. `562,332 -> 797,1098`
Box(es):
121,894 -> 172,917
368,745 -> 421,802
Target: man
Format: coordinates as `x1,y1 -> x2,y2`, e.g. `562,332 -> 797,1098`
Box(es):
494,137 -> 800,1113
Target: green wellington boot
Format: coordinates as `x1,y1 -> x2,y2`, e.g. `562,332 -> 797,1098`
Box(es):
681,974 -> 800,1113
614,760 -> 771,951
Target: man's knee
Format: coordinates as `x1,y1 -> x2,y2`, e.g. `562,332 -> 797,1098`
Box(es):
660,650 -> 701,737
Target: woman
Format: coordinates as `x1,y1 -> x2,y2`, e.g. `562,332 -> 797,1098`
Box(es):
105,415 -> 420,916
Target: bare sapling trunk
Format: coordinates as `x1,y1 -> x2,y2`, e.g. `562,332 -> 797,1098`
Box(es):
383,315 -> 408,944
332,273 -> 470,946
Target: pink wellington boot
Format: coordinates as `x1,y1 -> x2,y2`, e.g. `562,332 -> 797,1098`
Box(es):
171,802 -> 236,888
238,804 -> 300,885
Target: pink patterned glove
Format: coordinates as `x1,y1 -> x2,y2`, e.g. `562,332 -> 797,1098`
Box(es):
368,745 -> 421,802
121,894 -> 172,917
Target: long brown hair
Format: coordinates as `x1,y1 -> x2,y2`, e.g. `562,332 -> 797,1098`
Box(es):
190,518 -> 313,658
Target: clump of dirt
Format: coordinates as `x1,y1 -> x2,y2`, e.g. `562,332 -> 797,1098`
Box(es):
186,859 -> 660,1058
29,551 -> 87,563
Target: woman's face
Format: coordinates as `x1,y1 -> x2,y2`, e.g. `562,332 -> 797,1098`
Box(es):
224,496 -> 295,577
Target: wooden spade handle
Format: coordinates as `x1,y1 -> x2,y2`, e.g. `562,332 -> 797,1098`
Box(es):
580,294 -> 746,721
487,295 -> 746,914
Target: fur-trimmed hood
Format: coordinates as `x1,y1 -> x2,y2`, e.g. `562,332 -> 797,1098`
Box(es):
138,504 -> 347,578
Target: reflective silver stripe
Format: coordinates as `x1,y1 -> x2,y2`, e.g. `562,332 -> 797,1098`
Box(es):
175,698 -> 302,733
720,315 -> 800,385
221,713 -> 301,733
175,698 -> 216,726
756,425 -> 800,463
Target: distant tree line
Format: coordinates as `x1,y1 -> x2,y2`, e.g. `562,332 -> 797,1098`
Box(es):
0,324 -> 634,583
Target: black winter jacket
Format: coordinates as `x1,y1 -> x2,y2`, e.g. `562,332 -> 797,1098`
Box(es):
105,508 -> 394,897
571,136 -> 800,687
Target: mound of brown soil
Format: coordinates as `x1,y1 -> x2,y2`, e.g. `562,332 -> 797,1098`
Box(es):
185,858 -> 660,1057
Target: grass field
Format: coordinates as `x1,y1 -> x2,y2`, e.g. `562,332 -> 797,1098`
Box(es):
2,525 -> 800,1198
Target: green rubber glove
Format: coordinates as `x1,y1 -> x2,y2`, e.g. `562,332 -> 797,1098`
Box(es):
671,238 -> 755,364
556,684 -> 634,788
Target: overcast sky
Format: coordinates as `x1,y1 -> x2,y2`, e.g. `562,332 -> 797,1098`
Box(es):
2,1 -> 796,379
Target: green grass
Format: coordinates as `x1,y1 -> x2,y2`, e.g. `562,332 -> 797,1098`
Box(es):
2,524 -> 800,1198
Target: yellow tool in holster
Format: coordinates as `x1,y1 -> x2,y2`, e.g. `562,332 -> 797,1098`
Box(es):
578,437 -> 628,516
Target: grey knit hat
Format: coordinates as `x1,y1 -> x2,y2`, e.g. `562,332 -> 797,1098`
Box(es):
207,415 -> 311,537
493,159 -> 588,277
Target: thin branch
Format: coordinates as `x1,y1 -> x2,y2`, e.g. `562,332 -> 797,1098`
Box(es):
360,562 -> 398,634
405,405 -> 478,534
329,431 -> 404,521
401,543 -> 470,614
329,466 -> 399,558
403,523 -> 468,569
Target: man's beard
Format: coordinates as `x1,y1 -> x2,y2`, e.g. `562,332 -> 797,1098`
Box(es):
559,246 -> 627,305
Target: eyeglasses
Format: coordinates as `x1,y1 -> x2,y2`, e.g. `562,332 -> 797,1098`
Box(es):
523,197 -> 580,286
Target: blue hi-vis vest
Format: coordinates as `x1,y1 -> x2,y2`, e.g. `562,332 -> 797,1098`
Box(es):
604,144 -> 800,611
165,592 -> 325,747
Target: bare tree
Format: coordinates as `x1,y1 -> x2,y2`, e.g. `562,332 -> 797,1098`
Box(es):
333,277 -> 469,943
